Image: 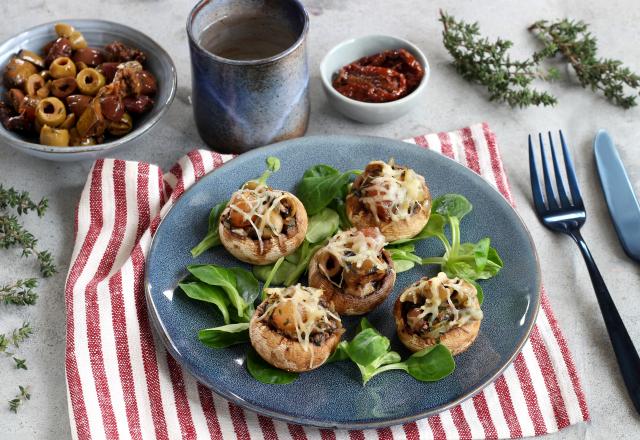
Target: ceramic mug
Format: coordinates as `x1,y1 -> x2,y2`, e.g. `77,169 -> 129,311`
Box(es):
187,0 -> 310,154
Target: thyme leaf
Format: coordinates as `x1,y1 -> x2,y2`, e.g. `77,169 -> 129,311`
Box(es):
13,357 -> 27,370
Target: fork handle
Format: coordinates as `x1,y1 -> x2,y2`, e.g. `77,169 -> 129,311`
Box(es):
569,230 -> 640,414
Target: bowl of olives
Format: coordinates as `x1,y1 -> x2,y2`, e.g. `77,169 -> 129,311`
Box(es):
0,19 -> 176,161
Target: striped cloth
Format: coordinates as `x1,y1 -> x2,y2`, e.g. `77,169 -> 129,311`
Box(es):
65,123 -> 589,440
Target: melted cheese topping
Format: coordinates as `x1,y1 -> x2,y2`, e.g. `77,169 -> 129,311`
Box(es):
258,284 -> 340,352
359,160 -> 428,222
227,183 -> 292,252
400,272 -> 483,338
323,228 -> 388,271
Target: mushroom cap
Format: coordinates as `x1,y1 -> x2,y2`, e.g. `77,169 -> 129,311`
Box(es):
393,290 -> 481,356
308,249 -> 396,315
219,192 -> 308,265
345,182 -> 431,242
249,301 -> 344,372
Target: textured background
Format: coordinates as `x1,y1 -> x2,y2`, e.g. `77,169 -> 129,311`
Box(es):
1,0 -> 639,438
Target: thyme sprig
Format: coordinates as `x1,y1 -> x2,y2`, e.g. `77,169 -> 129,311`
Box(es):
529,19 -> 640,108
8,386 -> 30,413
0,323 -> 33,355
0,185 -> 48,217
0,215 -> 56,277
439,10 -> 558,108
0,278 -> 38,306
1,186 -> 51,414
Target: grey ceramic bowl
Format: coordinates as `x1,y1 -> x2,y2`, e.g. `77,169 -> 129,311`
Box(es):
0,19 -> 177,162
320,35 -> 429,124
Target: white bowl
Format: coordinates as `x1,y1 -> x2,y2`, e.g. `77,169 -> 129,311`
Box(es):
319,35 -> 429,124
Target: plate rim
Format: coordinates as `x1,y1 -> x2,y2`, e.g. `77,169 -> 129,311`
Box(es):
145,134 -> 541,429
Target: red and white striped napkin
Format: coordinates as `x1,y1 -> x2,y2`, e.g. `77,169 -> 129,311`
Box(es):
65,123 -> 589,440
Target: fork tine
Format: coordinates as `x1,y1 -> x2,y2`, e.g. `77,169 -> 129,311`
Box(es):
558,130 -> 583,207
548,132 -> 571,207
538,133 -> 559,209
528,135 -> 546,213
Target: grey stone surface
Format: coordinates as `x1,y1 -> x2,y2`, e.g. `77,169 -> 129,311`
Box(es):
1,0 -> 639,438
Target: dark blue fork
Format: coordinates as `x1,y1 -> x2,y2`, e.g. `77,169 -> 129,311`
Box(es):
529,130 -> 640,414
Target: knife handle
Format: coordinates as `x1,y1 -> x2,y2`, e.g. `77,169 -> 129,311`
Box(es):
570,230 -> 640,414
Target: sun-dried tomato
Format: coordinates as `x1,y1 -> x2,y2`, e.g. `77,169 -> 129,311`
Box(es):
333,65 -> 407,103
332,48 -> 424,103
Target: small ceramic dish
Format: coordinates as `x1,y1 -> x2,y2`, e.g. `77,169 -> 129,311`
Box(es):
0,19 -> 177,162
320,35 -> 429,124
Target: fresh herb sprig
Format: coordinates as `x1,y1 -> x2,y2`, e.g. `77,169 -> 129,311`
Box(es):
0,215 -> 56,277
8,386 -> 30,413
439,10 -> 558,108
0,185 -> 48,217
0,323 -> 33,355
0,278 -> 38,306
529,19 -> 640,108
1,186 -> 51,413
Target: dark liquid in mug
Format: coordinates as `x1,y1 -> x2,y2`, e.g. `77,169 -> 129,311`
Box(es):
199,15 -> 299,61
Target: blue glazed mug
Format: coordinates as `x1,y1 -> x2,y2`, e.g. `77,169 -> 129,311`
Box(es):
187,0 -> 310,154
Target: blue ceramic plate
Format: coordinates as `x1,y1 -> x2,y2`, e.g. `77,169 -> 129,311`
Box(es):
146,135 -> 540,429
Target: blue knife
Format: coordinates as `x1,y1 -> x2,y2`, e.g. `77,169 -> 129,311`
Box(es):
594,130 -> 640,262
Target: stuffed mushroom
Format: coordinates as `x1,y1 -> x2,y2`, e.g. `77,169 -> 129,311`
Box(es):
308,227 -> 396,315
346,160 -> 431,242
394,272 -> 483,355
219,181 -> 308,265
249,284 -> 344,372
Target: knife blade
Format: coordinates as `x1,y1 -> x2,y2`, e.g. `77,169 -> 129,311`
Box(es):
594,129 -> 640,262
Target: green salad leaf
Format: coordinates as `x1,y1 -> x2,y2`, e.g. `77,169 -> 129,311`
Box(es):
389,213 -> 448,248
306,208 -> 340,243
188,265 -> 247,319
252,156 -> 281,186
386,194 -> 503,301
229,267 -> 260,309
186,264 -> 260,321
391,259 -> 417,273
260,256 -> 284,300
297,164 -> 360,215
198,323 -> 250,348
178,281 -> 231,324
329,318 -> 456,384
190,200 -> 228,257
246,349 -> 298,384
401,345 -> 456,382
